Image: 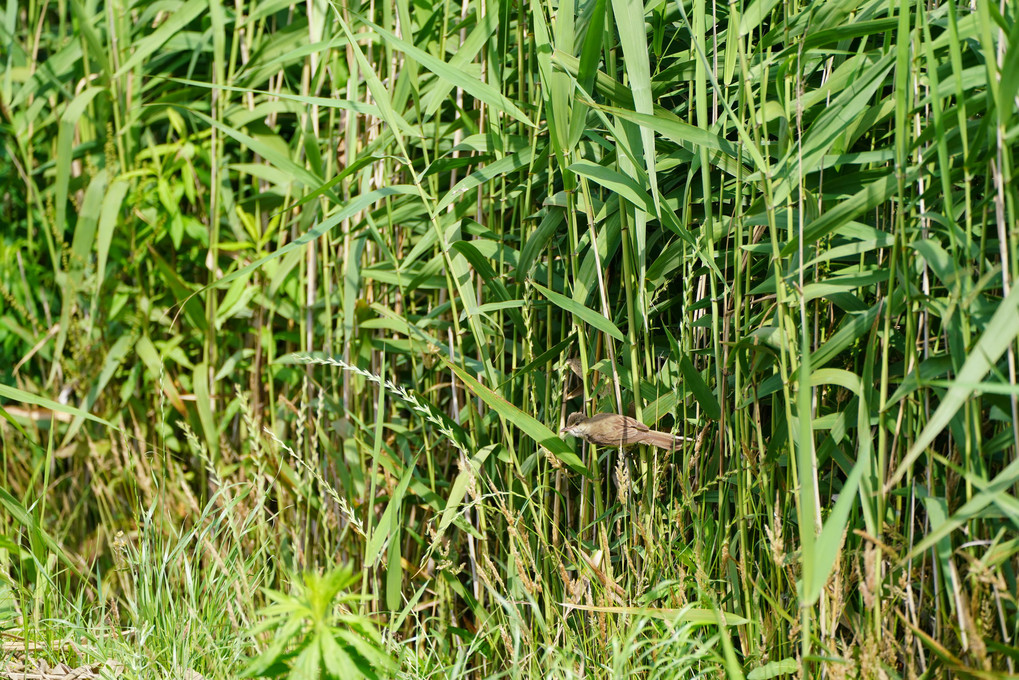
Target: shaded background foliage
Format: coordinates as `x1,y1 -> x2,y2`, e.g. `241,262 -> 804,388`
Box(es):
2,0 -> 1018,675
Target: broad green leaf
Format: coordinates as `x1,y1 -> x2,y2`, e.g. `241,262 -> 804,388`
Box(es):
60,333 -> 134,447
353,13 -> 534,128
208,186 -> 416,292
890,283 -> 1019,488
747,659 -> 799,680
366,455 -> 418,567
421,13 -> 498,118
436,146 -> 539,214
609,0 -> 659,214
193,362 -> 218,457
781,167 -> 917,256
435,445 -> 495,537
93,179 -> 129,305
0,382 -> 119,431
739,0 -> 781,36
530,280 -> 625,342
0,486 -> 83,578
804,452 -> 864,604
679,356 -> 720,420
442,359 -> 591,477
115,0 -> 207,76
771,52 -> 895,207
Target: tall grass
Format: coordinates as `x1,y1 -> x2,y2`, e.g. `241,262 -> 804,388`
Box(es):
1,0 -> 1018,676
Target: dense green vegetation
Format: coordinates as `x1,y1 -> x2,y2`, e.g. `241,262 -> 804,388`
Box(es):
2,0 -> 1018,676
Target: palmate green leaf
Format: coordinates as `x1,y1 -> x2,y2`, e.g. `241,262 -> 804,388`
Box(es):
334,628 -> 397,676
318,630 -> 357,679
442,358 -> 591,477
293,639 -> 321,679
240,618 -> 303,677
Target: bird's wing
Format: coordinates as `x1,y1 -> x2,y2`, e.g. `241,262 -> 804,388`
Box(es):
614,414 -> 652,432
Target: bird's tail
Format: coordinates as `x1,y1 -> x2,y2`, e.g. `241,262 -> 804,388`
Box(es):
640,430 -> 685,451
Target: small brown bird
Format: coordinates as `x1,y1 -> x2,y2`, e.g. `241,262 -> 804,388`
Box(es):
560,412 -> 685,450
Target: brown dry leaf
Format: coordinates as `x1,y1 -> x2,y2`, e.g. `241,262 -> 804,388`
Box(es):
1,655 -> 102,679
